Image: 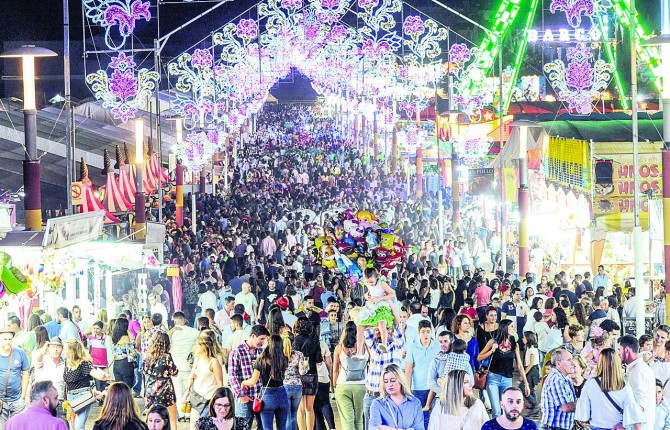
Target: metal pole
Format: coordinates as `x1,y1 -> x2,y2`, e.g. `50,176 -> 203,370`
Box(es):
518,127 -> 530,278
191,189 -> 196,235
154,39 -> 163,227
64,0 -> 74,215
659,0 -> 670,323
631,0 -> 645,337
499,40 -> 507,273
24,108 -> 41,230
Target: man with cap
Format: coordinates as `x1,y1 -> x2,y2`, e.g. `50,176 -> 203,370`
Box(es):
0,326 -> 30,427
33,337 -> 66,403
276,296 -> 297,327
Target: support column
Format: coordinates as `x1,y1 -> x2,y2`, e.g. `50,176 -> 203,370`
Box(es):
175,161 -> 184,227
416,147 -> 423,198
392,126 -> 398,174
361,113 -> 367,157
659,0 -> 670,323
451,150 -> 460,230
373,110 -> 379,159
199,171 -> 206,194
518,158 -> 530,278
23,109 -> 41,230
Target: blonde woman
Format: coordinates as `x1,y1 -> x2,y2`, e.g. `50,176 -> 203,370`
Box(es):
63,339 -> 110,430
427,370 -> 488,430
575,348 -> 644,430
368,364 -> 423,430
183,336 -> 224,430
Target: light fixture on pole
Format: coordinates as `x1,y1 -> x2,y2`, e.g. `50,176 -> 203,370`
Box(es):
641,20 -> 670,323
0,45 -> 57,231
510,119 -> 542,280
134,118 -> 146,240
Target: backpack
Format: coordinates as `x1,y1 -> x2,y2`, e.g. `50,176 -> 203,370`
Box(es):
342,350 -> 367,382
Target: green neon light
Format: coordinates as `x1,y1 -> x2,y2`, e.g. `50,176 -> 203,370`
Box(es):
502,0 -> 540,114
596,13 -> 628,110
611,0 -> 663,93
478,0 -> 522,58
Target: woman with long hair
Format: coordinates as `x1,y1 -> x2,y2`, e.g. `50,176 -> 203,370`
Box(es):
332,321 -> 367,430
541,307 -> 570,354
111,317 -> 137,389
477,319 -> 530,417
369,364 -> 423,430
475,306 -> 498,368
144,332 -> 178,430
451,314 -> 479,374
293,317 -> 323,430
266,307 -> 288,336
282,331 -> 307,430
427,370 -> 488,430
195,387 -> 246,430
575,348 -> 644,430
183,336 -> 224,430
31,325 -> 48,363
198,329 -> 226,368
242,334 -> 289,430
64,339 -> 111,430
147,404 -> 171,430
437,278 -> 455,310
92,382 -> 148,430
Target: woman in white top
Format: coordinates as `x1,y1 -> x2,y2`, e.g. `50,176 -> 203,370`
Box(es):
333,322 -> 368,430
575,348 -> 644,430
427,369 -> 488,430
183,336 -> 223,430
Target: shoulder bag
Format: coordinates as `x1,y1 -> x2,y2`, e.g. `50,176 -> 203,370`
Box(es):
252,375 -> 271,413
0,349 -> 14,411
474,342 -> 494,391
597,377 -> 626,430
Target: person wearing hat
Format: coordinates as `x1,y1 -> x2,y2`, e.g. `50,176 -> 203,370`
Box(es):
33,337 -> 66,403
0,326 -> 30,427
276,296 -> 297,327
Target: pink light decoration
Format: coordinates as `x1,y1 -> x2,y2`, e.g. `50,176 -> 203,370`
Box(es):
549,0 -> 595,28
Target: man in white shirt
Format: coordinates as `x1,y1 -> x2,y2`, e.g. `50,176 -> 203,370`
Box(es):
198,284 -> 219,312
215,297 -> 236,330
593,264 -> 610,295
235,282 -> 258,324
149,294 -> 169,325
33,338 -> 65,401
618,335 -> 655,430
405,302 -> 433,346
622,288 -> 640,319
168,312 -> 199,420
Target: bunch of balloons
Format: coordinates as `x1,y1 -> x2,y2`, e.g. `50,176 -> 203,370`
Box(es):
312,209 -> 408,283
0,252 -> 28,298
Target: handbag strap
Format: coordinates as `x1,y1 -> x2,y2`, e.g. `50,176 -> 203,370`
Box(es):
1,349 -> 13,400
597,378 -> 623,414
386,400 -> 399,429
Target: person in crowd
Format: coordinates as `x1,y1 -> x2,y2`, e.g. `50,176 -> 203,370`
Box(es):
406,319 -> 439,426
33,337 -> 66,403
64,339 -> 110,430
368,363 -> 424,430
92,382 -> 149,430
427,369 -> 488,430
168,311 -> 199,422
241,334 -> 289,430
195,387 -> 247,430
481,387 -> 540,430
0,326 -> 30,426
477,319 -> 530,417
654,379 -> 670,430
333,321 -> 366,430
293,317 -> 323,430
451,315 -> 479,374
521,331 -> 540,413
184,336 -> 224,429
541,348 -> 577,430
228,324 -> 269,430
575,348 -> 644,430
617,335 -> 656,430
111,318 -> 138,390
283,330 -> 308,430
4,381 -> 67,430
146,404 -> 171,430
424,330 -> 453,409
144,332 -> 178,430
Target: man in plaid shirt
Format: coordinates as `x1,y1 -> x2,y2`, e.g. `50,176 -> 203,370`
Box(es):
542,348 -> 577,430
363,326 -> 405,426
228,325 -> 270,430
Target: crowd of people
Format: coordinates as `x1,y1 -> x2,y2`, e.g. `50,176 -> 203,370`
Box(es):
0,104 -> 667,430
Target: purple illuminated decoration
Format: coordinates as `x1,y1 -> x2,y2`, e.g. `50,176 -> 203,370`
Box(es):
84,0 -> 151,50
448,43 -> 471,64
544,42 -> 613,115
549,0 -> 595,28
358,0 -> 379,9
237,19 -> 259,42
321,0 -> 339,9
191,49 -> 214,68
281,0 -> 302,9
453,136 -> 493,167
361,39 -> 391,59
86,52 -> 159,122
403,16 -> 425,37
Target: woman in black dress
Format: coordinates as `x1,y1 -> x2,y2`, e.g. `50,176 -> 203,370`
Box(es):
144,332 -> 178,430
293,317 -> 323,430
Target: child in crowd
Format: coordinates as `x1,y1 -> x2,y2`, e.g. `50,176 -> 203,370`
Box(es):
459,298 -> 478,322
355,267 -> 397,356
521,331 -> 540,411
656,379 -> 670,430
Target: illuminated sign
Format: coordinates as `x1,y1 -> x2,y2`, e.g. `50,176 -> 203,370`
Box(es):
526,27 -> 604,43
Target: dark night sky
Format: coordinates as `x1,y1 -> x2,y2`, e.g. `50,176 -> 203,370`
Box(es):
0,0 -> 663,101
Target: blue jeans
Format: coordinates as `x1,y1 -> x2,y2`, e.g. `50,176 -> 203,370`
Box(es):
259,387 -> 288,430
413,389 -> 430,428
285,384 -> 302,430
68,390 -> 93,430
364,391 -> 377,430
315,382 -> 335,430
235,397 -> 259,430
486,372 -> 513,418
133,355 -> 142,394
